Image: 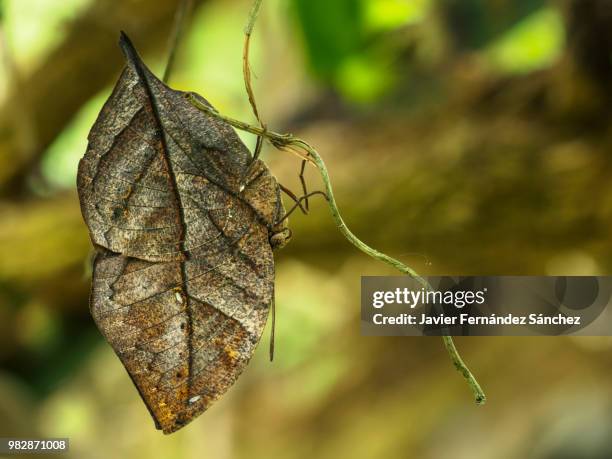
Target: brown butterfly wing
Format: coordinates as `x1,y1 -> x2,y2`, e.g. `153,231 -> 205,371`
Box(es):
77,33 -> 284,433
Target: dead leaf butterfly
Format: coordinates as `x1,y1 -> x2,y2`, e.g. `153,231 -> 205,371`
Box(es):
77,32 -> 290,434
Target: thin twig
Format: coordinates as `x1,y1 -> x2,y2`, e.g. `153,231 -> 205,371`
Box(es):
187,94 -> 486,405
244,0 -> 264,36
243,34 -> 261,124
163,0 -> 194,83
243,0 -> 263,126
443,336 -> 486,404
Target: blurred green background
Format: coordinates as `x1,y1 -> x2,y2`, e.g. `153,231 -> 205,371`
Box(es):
2,0 -> 612,457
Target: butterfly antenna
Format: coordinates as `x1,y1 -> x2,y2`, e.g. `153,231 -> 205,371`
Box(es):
269,297 -> 276,362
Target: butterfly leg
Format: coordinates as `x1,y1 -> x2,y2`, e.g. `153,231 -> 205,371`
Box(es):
252,130 -> 264,163
299,159 -> 309,212
279,183 -> 308,215
277,190 -> 328,224
277,157 -> 316,216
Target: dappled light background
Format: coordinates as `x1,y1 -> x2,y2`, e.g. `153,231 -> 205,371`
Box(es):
2,0 -> 612,458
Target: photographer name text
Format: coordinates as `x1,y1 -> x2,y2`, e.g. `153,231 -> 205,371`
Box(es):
372,312 -> 581,326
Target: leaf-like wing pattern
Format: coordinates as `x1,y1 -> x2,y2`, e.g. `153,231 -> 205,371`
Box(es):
77,33 -> 286,433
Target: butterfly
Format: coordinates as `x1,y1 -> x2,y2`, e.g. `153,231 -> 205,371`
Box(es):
77,32 -> 290,433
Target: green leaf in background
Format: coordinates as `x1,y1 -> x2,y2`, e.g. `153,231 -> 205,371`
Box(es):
486,7 -> 565,74
363,0 -> 431,31
292,0 -> 420,103
336,53 -> 393,103
292,0 -> 365,80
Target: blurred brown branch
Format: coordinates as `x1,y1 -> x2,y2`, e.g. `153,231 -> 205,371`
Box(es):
0,0 -> 206,197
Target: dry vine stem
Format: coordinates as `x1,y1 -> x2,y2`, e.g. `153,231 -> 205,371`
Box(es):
184,0 -> 486,405
187,97 -> 486,405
